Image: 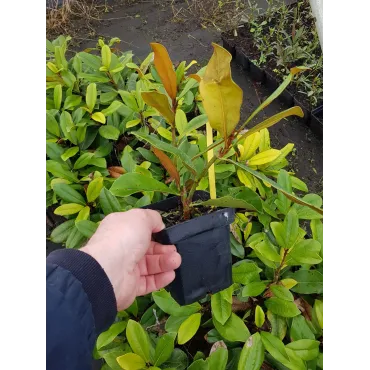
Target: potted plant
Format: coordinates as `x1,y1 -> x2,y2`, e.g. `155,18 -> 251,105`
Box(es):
109,42 -> 322,305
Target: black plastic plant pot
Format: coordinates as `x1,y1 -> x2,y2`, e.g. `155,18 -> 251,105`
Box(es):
249,61 -> 266,83
264,69 -> 280,92
144,191 -> 235,305
222,36 -> 236,58
279,88 -> 294,107
235,47 -> 250,71
310,105 -> 323,139
294,96 -> 311,124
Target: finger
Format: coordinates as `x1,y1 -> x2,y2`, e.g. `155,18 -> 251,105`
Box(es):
142,209 -> 166,233
138,252 -> 181,276
146,242 -> 177,255
137,271 -> 176,296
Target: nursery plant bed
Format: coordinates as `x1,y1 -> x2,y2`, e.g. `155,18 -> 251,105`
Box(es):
144,191 -> 235,306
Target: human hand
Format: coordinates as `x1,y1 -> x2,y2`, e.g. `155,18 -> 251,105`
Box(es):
81,209 -> 181,311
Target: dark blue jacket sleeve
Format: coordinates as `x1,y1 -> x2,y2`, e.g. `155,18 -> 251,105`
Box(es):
47,249 -> 117,370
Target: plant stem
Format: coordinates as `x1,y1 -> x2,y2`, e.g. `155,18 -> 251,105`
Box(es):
273,248 -> 289,283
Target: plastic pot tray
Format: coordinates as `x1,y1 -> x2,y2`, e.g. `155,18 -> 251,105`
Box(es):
222,35 -> 323,139
144,191 -> 235,305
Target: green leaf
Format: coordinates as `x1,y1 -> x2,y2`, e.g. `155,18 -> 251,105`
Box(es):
46,111 -> 60,137
154,333 -> 176,366
285,270 -> 323,294
86,83 -> 97,112
60,111 -> 74,133
287,239 -> 322,265
152,290 -> 201,316
313,299 -> 323,329
97,321 -> 127,350
242,282 -> 266,297
267,311 -> 287,340
290,315 -> 315,341
213,313 -> 250,343
293,194 -> 324,220
211,291 -> 232,325
237,333 -> 264,370
87,177 -> 104,202
65,225 -> 86,249
225,159 -> 323,216
54,203 -> 85,216
110,173 -> 177,197
311,219 -> 323,256
175,109 -> 187,135
92,112 -> 106,124
126,319 -> 150,362
74,153 -> 94,170
193,188 -> 262,213
116,353 -> 146,370
161,348 -> 188,370
54,84 -> 62,110
283,208 -> 299,249
53,183 -> 86,205
101,101 -> 123,116
232,261 -> 261,285
99,125 -> 120,140
165,315 -> 189,333
118,90 -> 139,111
180,114 -> 208,139
133,131 -> 197,175
207,347 -> 228,370
265,298 -> 300,318
64,95 -> 82,110
46,160 -> 79,183
178,313 -> 201,345
99,187 -> 121,215
254,306 -> 265,328
270,285 -> 294,301
286,339 -> 320,361
248,149 -> 281,166
260,331 -> 289,365
75,220 -> 98,238
188,359 -> 209,370
102,45 -> 112,69
275,170 -> 292,215
50,220 -> 75,243
61,146 -> 79,161
75,206 -> 90,222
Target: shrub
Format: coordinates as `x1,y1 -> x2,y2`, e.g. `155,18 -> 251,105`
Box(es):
46,36 -> 323,369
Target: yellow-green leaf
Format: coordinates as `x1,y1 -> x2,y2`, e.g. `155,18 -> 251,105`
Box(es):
281,278 -> 298,289
157,127 -> 173,141
141,91 -> 175,125
87,177 -> 104,202
116,353 -> 146,370
126,119 -> 141,128
92,112 -> 106,124
199,43 -> 242,140
254,305 -> 265,328
86,83 -> 97,112
150,42 -> 177,101
54,84 -> 62,110
61,147 -> 79,161
76,206 -> 90,222
175,109 -> 187,135
101,45 -> 112,69
237,169 -> 255,189
178,313 -> 201,345
241,132 -> 260,160
248,149 -> 281,166
54,203 -> 85,216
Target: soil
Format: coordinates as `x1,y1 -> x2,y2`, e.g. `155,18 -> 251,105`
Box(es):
223,0 -> 323,110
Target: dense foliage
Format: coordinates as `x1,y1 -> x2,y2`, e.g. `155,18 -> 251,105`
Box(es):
46,35 -> 323,370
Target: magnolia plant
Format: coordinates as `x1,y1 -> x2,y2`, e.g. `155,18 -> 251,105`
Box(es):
128,42 -> 322,220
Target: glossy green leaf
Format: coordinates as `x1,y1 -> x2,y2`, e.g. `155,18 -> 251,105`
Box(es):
61,146 -> 79,161
225,159 -> 323,216
180,114 -> 208,139
92,112 -> 106,124
50,220 -> 75,243
60,111 -> 74,133
207,347 -> 228,370
265,298 -> 300,318
232,261 -> 261,285
116,353 -> 146,370
152,290 -> 201,317
211,291 -> 232,325
175,109 -> 187,135
178,313 -> 201,345
275,170 -> 292,214
75,206 -> 90,222
126,319 -> 150,362
86,83 -> 97,112
99,187 -> 121,215
287,239 -> 322,265
267,311 -> 287,340
99,125 -> 120,140
97,321 -> 127,350
161,348 -> 188,369
87,177 -> 104,202
65,225 -> 86,249
64,95 -> 82,110
237,333 -> 264,370
188,359 -> 209,370
286,339 -> 320,361
101,45 -> 112,68
213,313 -> 250,343
53,183 -> 85,205
54,84 -> 62,110
242,282 -> 266,297
290,315 -> 315,341
54,203 -> 85,216
313,299 -> 323,329
110,172 -> 177,197
165,315 -> 189,333
154,333 -> 176,366
46,160 -> 79,183
46,111 -> 60,137
74,153 -> 94,169
270,285 -> 294,301
293,194 -> 324,220
286,270 -> 323,294
260,331 -> 289,365
75,220 -> 98,238
254,306 -> 265,328
101,101 -> 123,116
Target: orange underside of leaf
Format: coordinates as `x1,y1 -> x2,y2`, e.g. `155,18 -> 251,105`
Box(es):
151,146 -> 180,188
